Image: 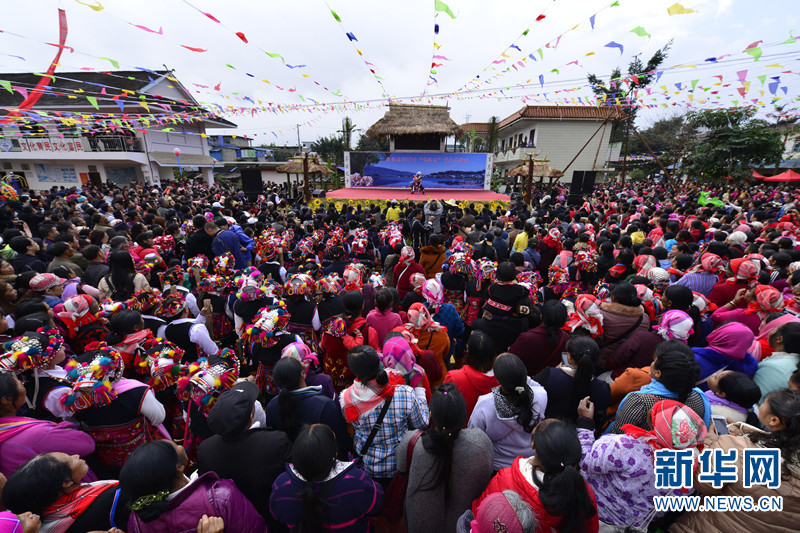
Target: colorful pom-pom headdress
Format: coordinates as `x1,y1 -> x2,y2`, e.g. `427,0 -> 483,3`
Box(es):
243,301 -> 290,348
0,326 -> 65,373
213,252 -> 236,277
315,274 -> 343,297
142,340 -> 186,392
176,348 -> 240,409
158,292 -> 187,319
188,255 -> 210,271
284,273 -> 315,297
61,342 -> 125,411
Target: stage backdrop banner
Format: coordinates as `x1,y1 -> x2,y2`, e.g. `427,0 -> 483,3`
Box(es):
345,151 -> 492,190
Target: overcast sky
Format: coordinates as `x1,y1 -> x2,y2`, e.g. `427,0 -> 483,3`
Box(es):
1,0 -> 798,146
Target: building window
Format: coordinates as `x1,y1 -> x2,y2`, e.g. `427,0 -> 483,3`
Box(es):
793,138 -> 800,152
20,164 -> 30,170
1,163 -> 11,170
529,129 -> 536,147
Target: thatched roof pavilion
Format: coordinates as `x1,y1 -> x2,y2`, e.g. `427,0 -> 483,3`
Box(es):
365,104 -> 461,151
275,155 -> 330,175
507,160 -> 564,179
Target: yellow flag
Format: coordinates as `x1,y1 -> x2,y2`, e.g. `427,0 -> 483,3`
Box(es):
667,3 -> 695,15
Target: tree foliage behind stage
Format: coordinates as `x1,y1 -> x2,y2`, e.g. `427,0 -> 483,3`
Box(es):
312,134 -> 345,166
683,108 -> 783,180
627,115 -> 699,172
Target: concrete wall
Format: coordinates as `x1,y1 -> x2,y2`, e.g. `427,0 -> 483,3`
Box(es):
497,119 -> 612,182
0,159 -> 147,192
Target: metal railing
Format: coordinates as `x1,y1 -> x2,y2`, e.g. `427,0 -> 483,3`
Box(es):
84,136 -> 143,152
4,135 -> 144,153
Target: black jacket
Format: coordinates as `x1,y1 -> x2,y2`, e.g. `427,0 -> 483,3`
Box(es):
82,262 -> 110,288
197,428 -> 291,525
183,231 -> 214,261
11,252 -> 46,274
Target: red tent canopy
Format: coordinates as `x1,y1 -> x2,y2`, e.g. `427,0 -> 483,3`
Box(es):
762,169 -> 800,182
752,169 -> 767,180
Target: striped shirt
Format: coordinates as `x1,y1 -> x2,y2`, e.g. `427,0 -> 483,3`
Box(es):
346,384 -> 429,479
671,272 -> 717,296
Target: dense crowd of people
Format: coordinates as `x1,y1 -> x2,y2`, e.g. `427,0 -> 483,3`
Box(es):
0,178 -> 798,533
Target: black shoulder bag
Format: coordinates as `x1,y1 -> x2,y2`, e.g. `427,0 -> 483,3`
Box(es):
355,394 -> 393,465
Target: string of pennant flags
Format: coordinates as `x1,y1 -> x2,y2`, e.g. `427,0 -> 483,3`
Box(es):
422,0 -> 458,95
0,0 -> 798,142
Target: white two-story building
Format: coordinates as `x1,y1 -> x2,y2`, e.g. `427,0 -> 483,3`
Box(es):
0,70 -> 235,191
481,105 -> 624,184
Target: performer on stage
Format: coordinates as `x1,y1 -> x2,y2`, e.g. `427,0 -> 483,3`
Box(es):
410,171 -> 425,194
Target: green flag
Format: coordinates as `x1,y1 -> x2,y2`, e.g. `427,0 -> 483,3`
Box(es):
265,52 -> 286,64
435,0 -> 456,19
630,26 -> 651,38
86,96 -> 99,110
745,47 -> 762,61
330,9 -> 341,22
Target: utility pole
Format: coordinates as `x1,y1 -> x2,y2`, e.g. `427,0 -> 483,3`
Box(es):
296,124 -> 301,153
302,152 -> 311,202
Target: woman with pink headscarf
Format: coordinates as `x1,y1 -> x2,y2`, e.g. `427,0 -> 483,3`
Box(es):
748,313 -> 800,361
711,284 -> 784,335
692,322 -> 758,385
708,257 -> 760,307
654,310 -> 694,343
393,246 -> 426,299
380,335 -> 431,401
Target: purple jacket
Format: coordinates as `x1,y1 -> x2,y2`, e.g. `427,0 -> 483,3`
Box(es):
211,229 -> 248,270
126,472 -> 266,533
0,417 -> 95,478
270,461 -> 383,532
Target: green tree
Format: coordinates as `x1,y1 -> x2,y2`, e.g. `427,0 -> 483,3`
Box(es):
626,115 -> 698,172
338,117 -> 357,151
486,116 -> 499,153
683,108 -> 783,180
587,40 -> 672,141
311,134 -> 345,166
768,103 -> 799,166
354,134 -> 389,152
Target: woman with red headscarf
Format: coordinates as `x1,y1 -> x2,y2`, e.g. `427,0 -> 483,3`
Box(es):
672,252 -> 724,296
393,246 -> 426,300
708,257 -> 760,307
711,284 -> 785,335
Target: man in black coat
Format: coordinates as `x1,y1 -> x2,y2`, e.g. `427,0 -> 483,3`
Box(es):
197,381 -> 291,531
182,214 -> 215,261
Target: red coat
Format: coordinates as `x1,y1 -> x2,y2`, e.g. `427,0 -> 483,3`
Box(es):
394,262 -> 426,299
708,280 -> 750,308
443,365 -> 498,418
472,456 -> 599,533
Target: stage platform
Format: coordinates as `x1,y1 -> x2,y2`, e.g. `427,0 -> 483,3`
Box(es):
324,188 -> 510,202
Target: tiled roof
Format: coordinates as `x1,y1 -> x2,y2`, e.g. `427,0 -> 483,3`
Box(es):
460,122 -> 489,133
499,105 -> 626,128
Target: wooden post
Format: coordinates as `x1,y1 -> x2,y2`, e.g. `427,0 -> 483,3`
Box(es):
621,117 -> 630,184
302,153 -> 311,202
592,121 -> 608,171
629,121 -> 676,189
524,153 -> 533,205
